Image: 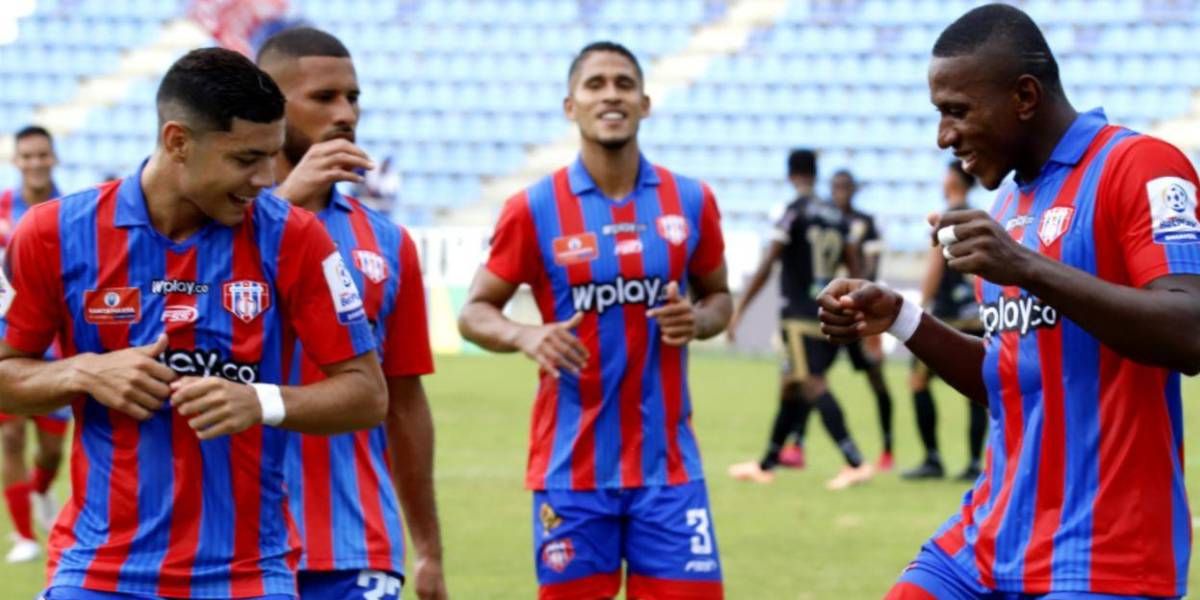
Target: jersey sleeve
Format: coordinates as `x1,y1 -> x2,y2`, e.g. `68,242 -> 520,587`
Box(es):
0,203 -> 62,355
689,183 -> 725,276
277,209 -> 376,366
381,229 -> 434,378
1097,136 -> 1200,287
485,192 -> 541,285
771,205 -> 798,244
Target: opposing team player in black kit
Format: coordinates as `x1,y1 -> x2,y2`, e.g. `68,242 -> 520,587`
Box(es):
902,160 -> 987,481
727,150 -> 874,490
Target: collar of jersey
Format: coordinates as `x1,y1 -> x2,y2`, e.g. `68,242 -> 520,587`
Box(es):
114,158 -> 220,249
10,182 -> 58,207
1016,107 -> 1108,189
567,152 -> 660,199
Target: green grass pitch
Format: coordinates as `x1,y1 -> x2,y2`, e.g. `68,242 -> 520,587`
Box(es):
2,353 -> 1197,598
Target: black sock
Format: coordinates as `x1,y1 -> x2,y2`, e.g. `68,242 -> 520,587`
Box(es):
874,386 -> 894,453
968,400 -> 987,464
761,400 -> 804,470
913,389 -> 939,461
815,392 -> 862,467
791,391 -> 812,443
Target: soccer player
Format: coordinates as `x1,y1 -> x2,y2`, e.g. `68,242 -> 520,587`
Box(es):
830,168 -> 895,470
458,41 -> 730,599
902,160 -> 987,482
0,125 -> 69,563
818,5 -> 1200,598
726,150 -> 874,490
0,48 -> 387,599
257,27 -> 447,600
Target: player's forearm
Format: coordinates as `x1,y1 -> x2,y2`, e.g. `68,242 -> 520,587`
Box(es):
457,301 -> 525,353
1020,256 -> 1200,374
0,354 -> 85,414
279,359 -> 387,433
386,379 -> 444,561
906,314 -> 989,405
694,292 -> 733,340
919,249 -> 943,306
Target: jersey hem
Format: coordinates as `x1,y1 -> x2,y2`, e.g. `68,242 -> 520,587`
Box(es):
987,576 -> 1182,597
526,475 -> 705,491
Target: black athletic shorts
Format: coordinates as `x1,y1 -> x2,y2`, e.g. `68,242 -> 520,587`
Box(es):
780,319 -> 872,381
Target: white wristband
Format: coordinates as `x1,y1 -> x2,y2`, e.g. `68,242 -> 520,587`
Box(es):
887,298 -> 922,343
252,383 -> 286,426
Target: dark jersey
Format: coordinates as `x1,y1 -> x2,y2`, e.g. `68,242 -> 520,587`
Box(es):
931,205 -> 978,321
773,195 -> 848,319
845,208 -> 882,281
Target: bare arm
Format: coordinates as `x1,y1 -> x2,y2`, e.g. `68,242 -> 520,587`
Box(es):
919,245 -> 944,306
690,261 -> 734,340
385,375 -> 445,598
732,241 -> 782,318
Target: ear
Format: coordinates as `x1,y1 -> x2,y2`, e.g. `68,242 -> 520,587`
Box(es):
641,92 -> 652,117
160,121 -> 192,163
1013,74 -> 1042,122
563,94 -> 576,121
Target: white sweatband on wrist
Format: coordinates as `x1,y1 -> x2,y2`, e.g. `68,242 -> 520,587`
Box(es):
887,298 -> 922,343
252,384 -> 286,426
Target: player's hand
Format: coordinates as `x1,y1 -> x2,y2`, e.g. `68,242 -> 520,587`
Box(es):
412,555 -> 448,600
70,333 -> 176,421
273,139 -> 374,205
929,209 -> 1038,286
646,281 -> 696,346
170,376 -> 262,440
817,279 -> 905,344
513,312 -> 588,379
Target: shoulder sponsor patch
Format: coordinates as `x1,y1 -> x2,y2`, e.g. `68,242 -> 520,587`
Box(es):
1147,176 -> 1200,244
223,280 -> 270,323
0,266 -> 13,318
322,252 -> 366,324
1038,206 -> 1074,247
657,214 -> 689,246
84,287 -> 141,325
552,233 -> 598,266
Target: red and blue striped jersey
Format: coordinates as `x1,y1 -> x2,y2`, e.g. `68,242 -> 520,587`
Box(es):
486,155 -> 725,491
0,167 -> 376,598
0,184 -> 58,254
284,189 -> 434,574
932,109 -> 1200,597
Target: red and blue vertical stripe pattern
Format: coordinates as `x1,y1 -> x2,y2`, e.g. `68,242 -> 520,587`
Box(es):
931,108 -> 1200,597
486,155 -> 724,491
0,165 -> 375,599
284,190 -> 406,575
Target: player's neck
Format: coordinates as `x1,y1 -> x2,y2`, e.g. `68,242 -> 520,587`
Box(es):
579,141 -> 641,200
1016,100 -> 1078,184
141,154 -> 211,243
20,181 -> 54,205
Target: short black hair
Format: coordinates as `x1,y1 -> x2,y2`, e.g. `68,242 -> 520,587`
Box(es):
948,160 -> 976,189
832,169 -> 856,184
787,149 -> 817,178
567,41 -> 643,87
156,47 -> 286,133
256,26 -> 351,64
932,3 -> 1062,94
14,125 -> 52,145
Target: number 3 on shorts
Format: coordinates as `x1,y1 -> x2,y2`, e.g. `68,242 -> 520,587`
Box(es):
356,570 -> 402,600
686,508 -> 713,555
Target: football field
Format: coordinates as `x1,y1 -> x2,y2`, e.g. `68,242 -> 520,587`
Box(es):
3,353 -> 1198,599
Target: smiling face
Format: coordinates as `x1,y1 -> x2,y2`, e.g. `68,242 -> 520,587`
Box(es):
13,133 -> 56,192
564,50 -> 650,151
168,117 -> 285,227
929,53 -> 1028,191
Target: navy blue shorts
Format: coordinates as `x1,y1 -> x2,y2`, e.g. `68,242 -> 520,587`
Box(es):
887,544 -> 1179,600
532,480 -> 723,599
297,569 -> 403,600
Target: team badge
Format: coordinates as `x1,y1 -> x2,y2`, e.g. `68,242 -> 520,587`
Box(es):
322,252 -> 366,324
1038,207 -> 1074,246
541,539 -> 575,573
353,250 -> 388,284
552,233 -> 599,266
1147,177 -> 1200,244
83,287 -> 141,324
539,503 -> 563,534
656,214 -> 689,246
223,280 -> 271,324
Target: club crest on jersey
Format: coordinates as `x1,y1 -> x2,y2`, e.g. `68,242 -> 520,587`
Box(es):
223,280 -> 270,324
552,233 -> 599,266
541,539 -> 574,573
657,214 -> 689,246
83,287 -> 141,324
1147,177 -> 1200,244
353,249 -> 388,284
1038,207 -> 1074,246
